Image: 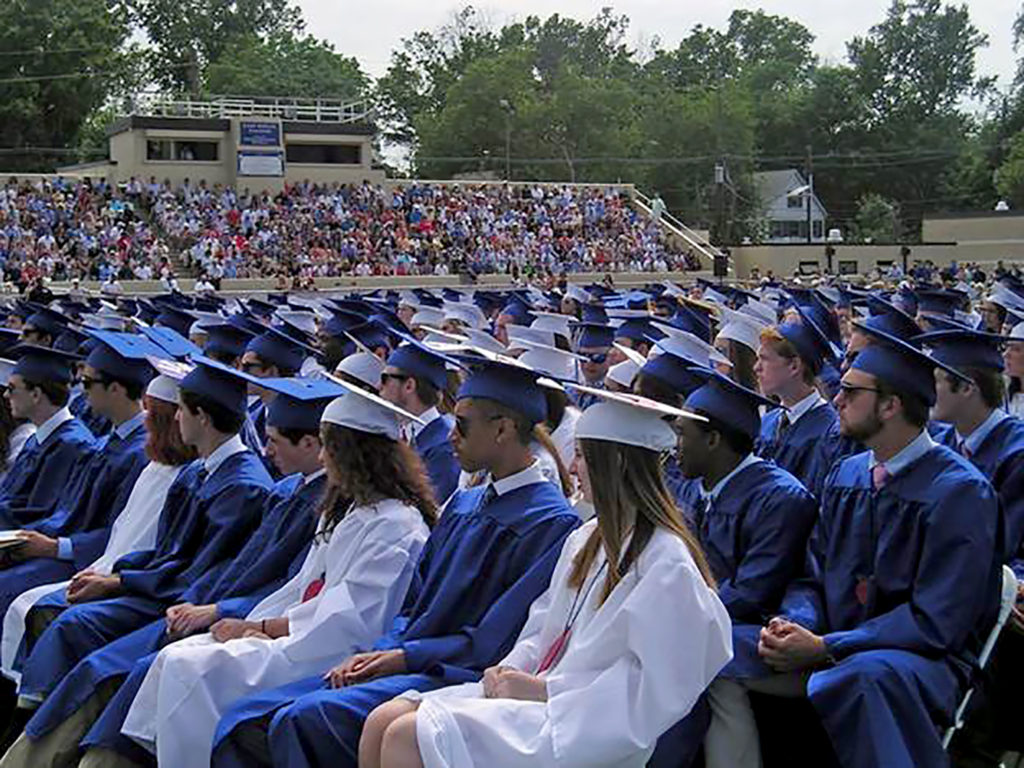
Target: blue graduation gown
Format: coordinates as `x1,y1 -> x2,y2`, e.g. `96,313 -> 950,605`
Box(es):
211,479 -> 579,768
28,473 -> 324,755
69,391 -> 111,438
18,451 -> 272,716
755,404 -> 847,498
774,446 -> 1001,768
413,415 -> 459,504
0,418 -> 97,529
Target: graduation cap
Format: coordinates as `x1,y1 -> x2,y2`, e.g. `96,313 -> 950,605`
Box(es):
386,339 -> 453,391
715,307 -> 769,354
456,356 -> 550,425
24,306 -> 68,338
9,344 -> 80,385
0,358 -> 17,388
916,289 -> 962,318
640,350 -> 706,397
246,298 -> 278,319
614,318 -> 666,345
409,307 -> 446,329
226,312 -> 268,337
179,355 -> 263,416
571,386 -> 705,451
516,340 -> 584,381
472,291 -> 505,316
684,367 -> 779,440
461,328 -> 505,354
138,326 -> 202,360
82,330 -> 166,388
0,328 -> 21,358
323,308 -> 366,339
346,321 -> 393,353
506,324 -> 557,349
571,322 -> 616,351
441,288 -> 467,303
254,377 -> 345,432
850,322 -> 969,407
155,306 -> 197,338
739,299 -> 779,326
499,298 -> 536,326
412,290 -> 444,309
580,304 -> 609,324
777,307 -> 835,374
530,311 -> 573,342
915,329 -> 1009,372
651,325 -> 732,369
322,374 -> 424,441
862,295 -> 922,340
442,302 -> 487,329
246,327 -> 312,373
204,322 -> 256,361
564,284 -> 593,305
53,326 -> 90,354
334,352 -> 385,390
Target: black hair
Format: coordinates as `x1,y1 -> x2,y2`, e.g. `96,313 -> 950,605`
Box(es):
948,367 -> 1006,411
876,382 -> 930,429
274,425 -> 321,445
96,371 -> 145,401
23,378 -> 70,407
693,410 -> 755,456
180,389 -> 245,434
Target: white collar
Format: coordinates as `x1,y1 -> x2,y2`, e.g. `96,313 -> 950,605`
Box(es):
786,390 -> 826,424
958,409 -> 1009,455
869,429 -> 935,476
203,434 -> 247,476
700,453 -> 761,502
113,410 -> 146,439
302,467 -> 327,486
410,407 -> 441,440
35,407 -> 73,444
487,460 -> 547,497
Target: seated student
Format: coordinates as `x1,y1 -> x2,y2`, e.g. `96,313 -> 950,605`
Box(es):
718,325 -> 1001,768
240,328 -> 310,456
380,341 -> 460,503
754,312 -> 847,497
0,379 -> 344,768
0,347 -> 97,528
113,381 -> 438,768
0,360 -> 35,485
570,323 -> 615,410
0,374 -> 195,688
208,358 -> 580,768
359,389 -> 733,768
668,369 -> 818,768
8,358 -> 273,729
915,329 -> 1024,765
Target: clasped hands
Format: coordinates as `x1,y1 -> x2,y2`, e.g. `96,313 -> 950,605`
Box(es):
758,617 -> 830,672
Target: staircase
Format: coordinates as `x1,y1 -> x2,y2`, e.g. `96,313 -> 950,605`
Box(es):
632,190 -> 727,273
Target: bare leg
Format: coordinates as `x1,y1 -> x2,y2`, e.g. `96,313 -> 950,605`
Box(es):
360,700 -> 419,768
380,712 -> 424,768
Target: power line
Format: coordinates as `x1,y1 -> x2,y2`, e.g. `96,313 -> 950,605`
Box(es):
0,46 -> 112,57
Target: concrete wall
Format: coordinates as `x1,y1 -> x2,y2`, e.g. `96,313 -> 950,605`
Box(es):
729,243 -> 960,279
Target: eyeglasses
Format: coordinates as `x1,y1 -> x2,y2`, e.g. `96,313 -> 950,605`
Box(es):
454,413 -> 504,437
79,377 -> 105,390
838,383 -> 882,398
379,372 -> 411,386
583,352 -> 608,364
241,362 -> 267,374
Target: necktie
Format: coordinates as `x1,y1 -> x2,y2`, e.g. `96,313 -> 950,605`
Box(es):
479,484 -> 498,510
958,440 -> 972,460
777,413 -> 791,441
871,464 -> 890,491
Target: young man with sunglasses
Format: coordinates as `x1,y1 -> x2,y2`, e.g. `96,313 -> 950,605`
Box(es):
379,341 -> 460,504
571,323 -> 615,410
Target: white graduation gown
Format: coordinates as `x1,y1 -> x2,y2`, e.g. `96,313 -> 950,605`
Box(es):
550,406 -> 580,470
1010,392 -> 1024,419
0,461 -> 183,683
121,498 -> 429,768
4,423 -> 35,474
403,520 -> 733,768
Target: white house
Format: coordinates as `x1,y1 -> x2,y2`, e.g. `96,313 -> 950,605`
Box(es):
754,169 -> 828,244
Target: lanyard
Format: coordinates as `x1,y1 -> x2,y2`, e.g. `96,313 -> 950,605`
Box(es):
536,560 -> 609,675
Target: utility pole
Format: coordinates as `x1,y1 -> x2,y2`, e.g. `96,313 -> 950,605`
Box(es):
499,99 -> 515,181
805,144 -> 814,244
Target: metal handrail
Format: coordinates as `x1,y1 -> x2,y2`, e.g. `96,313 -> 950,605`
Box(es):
121,94 -> 373,124
633,190 -> 722,268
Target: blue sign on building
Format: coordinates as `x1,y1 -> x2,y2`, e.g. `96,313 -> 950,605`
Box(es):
239,121 -> 281,147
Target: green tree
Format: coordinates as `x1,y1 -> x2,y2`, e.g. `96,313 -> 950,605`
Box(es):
0,0 -> 134,171
995,130 -> 1024,205
854,193 -> 901,243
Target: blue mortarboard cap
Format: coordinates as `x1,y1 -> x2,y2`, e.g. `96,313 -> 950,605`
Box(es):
323,308 -> 365,339
572,322 -> 615,350
442,288 -> 466,303
473,291 -> 504,314
369,307 -> 408,336
9,344 -> 80,384
918,314 -> 973,332
614,319 -> 666,344
863,296 -> 922,340
266,293 -> 289,306
640,351 -> 705,397
227,313 -> 268,337
456,356 -> 548,425
684,366 -> 778,440
580,304 -> 609,324
10,302 -> 34,321
851,322 -> 968,407
0,329 -> 21,357
155,306 -> 196,337
386,339 -> 452,391
246,327 -> 309,373
25,306 -> 68,337
655,307 -> 712,343
84,330 -> 163,387
179,355 -> 261,416
916,289 -> 962,317
53,326 -> 90,353
500,299 -> 535,326
915,330 -> 1008,372
138,326 -> 203,360
255,377 -> 345,432
412,290 -> 443,309
204,322 -> 256,361
346,321 -> 393,352
246,298 -> 277,319
777,307 -> 834,373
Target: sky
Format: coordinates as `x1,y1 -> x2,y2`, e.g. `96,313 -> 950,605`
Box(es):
298,0 -> 1021,90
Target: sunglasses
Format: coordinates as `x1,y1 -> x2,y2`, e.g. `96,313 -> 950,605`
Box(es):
583,352 -> 608,364
79,376 -> 106,390
838,383 -> 882,398
454,413 -> 504,437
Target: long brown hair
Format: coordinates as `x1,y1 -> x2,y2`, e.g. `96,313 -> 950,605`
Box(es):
568,439 -> 715,603
143,396 -> 198,466
318,422 -> 438,533
533,423 -> 573,497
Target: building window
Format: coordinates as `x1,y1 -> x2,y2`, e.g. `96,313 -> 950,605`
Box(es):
839,260 -> 858,275
286,143 -> 361,165
175,141 -> 218,161
813,221 -> 823,238
147,140 -> 172,161
787,195 -> 804,209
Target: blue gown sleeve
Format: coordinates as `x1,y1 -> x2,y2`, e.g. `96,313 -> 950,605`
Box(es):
400,514 -> 578,679
994,451 -> 1024,577
780,506 -> 832,633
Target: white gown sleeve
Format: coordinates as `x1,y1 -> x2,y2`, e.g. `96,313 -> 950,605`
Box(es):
543,554 -> 733,768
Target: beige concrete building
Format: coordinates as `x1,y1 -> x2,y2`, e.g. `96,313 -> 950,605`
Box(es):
60,95 -> 384,190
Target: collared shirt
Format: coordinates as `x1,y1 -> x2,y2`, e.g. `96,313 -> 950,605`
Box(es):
786,391 -> 826,425
113,410 -> 147,440
868,429 -> 936,478
957,409 -> 1010,457
302,467 -> 327,486
487,460 -> 547,497
204,434 -> 247,476
699,453 -> 762,503
34,407 -> 73,445
409,407 -> 441,442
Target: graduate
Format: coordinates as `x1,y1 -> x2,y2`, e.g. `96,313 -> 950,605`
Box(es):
728,325 -> 1002,768
515,342 -> 583,472
656,369 -> 817,768
754,313 -> 847,497
380,341 -> 461,503
8,358 -> 274,735
0,378 -> 345,768
359,387 -> 732,768
0,360 -> 35,483
208,357 -> 580,768
0,347 -> 97,528
240,328 -> 311,456
571,323 -> 615,410
116,379 -> 438,768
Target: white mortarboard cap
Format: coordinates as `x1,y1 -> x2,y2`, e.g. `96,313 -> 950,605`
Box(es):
442,301 -> 486,329
571,384 -> 705,451
416,325 -> 467,346
715,306 -> 769,353
334,352 -> 385,390
506,324 -> 555,348
530,311 -> 572,341
321,374 -> 423,439
274,310 -> 318,337
1011,321 -> 1024,340
565,284 -> 592,304
739,298 -> 777,325
662,281 -> 688,298
398,290 -> 419,308
606,358 -> 640,389
612,342 -> 648,367
652,325 -> 732,367
146,374 -> 180,404
411,308 -> 446,328
0,358 -> 15,387
987,284 -> 1024,312
188,321 -> 209,338
702,285 -> 730,305
461,328 -> 505,353
516,339 -> 584,381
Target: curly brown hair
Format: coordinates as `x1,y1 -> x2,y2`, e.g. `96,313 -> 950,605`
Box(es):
144,396 -> 198,466
318,423 -> 438,534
